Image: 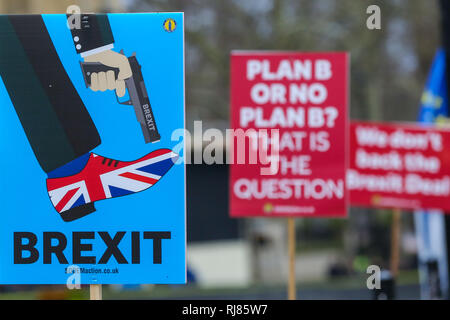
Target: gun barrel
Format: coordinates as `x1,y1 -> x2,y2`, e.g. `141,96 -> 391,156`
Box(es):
125,56 -> 161,143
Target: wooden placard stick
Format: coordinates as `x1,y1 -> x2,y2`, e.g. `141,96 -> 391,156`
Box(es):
390,208 -> 401,278
287,217 -> 296,300
90,284 -> 102,300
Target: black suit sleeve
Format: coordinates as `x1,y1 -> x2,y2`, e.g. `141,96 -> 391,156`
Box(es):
0,15 -> 101,172
69,14 -> 114,55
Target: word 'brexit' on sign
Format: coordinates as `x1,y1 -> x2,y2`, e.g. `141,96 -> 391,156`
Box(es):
14,231 -> 171,265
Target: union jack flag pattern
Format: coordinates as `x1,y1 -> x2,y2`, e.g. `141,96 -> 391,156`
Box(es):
47,149 -> 178,219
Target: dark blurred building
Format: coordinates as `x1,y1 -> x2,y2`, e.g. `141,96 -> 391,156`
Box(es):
187,163 -> 241,243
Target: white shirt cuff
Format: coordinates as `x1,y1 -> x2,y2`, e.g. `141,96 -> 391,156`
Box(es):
80,44 -> 114,58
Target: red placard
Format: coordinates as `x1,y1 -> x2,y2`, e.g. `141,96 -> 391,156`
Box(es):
230,52 -> 349,217
349,121 -> 450,211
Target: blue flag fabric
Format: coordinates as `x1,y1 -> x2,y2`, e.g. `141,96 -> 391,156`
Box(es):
418,49 -> 448,122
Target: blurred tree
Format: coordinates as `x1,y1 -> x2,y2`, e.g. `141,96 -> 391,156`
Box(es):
0,0 -> 124,13
129,0 -> 439,126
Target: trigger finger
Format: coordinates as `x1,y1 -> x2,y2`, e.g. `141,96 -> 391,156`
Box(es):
106,70 -> 116,90
116,80 -> 126,97
90,73 -> 99,91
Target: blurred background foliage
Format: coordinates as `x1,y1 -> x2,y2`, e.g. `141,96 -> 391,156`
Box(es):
128,0 -> 439,126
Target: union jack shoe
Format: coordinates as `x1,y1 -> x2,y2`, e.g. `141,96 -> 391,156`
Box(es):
46,149 -> 178,222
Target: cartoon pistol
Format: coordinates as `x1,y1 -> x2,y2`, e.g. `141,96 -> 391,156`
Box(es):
80,53 -> 161,144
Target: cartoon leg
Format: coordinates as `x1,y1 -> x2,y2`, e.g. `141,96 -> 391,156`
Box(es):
0,15 -> 100,220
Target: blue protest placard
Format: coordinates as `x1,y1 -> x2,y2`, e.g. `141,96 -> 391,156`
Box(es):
0,13 -> 185,284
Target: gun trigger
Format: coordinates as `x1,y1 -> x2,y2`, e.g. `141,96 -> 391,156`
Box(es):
115,92 -> 132,106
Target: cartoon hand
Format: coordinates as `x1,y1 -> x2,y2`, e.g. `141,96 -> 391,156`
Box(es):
84,50 -> 132,97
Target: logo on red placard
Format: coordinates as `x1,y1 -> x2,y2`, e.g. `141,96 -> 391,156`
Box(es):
263,203 -> 274,214
371,194 -> 382,206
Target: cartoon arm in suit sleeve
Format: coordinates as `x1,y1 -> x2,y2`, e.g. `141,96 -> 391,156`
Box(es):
70,14 -> 131,97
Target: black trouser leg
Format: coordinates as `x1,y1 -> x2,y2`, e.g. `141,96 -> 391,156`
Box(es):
0,15 -> 100,173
